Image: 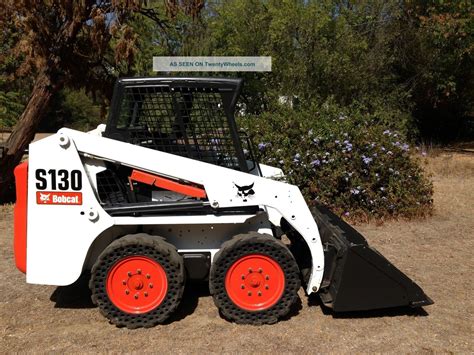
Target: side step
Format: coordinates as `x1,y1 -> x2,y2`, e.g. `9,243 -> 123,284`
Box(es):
313,205 -> 433,312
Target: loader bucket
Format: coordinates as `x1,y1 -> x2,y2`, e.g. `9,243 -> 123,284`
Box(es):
313,205 -> 433,312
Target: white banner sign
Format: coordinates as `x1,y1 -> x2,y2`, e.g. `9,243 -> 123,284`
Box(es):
153,56 -> 272,72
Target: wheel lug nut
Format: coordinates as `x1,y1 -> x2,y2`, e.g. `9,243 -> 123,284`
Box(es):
125,289 -> 130,295
265,275 -> 270,280
134,293 -> 139,299
248,268 -> 253,273
258,291 -> 262,296
247,291 -> 252,296
241,274 -> 245,280
127,271 -> 132,276
122,280 -> 126,285
265,285 -> 269,290
144,292 -> 148,297
149,283 -> 153,288
241,284 -> 245,289
146,274 -> 151,279
258,268 -> 263,273
137,269 -> 141,274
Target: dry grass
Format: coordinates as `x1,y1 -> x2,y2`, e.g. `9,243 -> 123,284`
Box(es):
0,152 -> 473,353
423,151 -> 474,178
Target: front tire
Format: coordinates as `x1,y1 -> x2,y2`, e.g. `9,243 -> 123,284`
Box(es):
89,233 -> 185,328
210,232 -> 301,325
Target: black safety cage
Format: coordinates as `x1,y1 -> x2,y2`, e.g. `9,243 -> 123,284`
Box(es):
104,77 -> 251,172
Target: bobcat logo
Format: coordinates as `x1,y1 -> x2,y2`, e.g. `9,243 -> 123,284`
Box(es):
39,193 -> 51,203
234,182 -> 255,202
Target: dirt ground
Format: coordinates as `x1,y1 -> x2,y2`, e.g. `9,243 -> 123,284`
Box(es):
1,152 -> 473,353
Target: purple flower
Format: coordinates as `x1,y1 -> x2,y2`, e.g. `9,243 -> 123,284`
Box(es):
310,159 -> 321,167
350,188 -> 360,195
335,140 -> 340,144
344,211 -> 350,216
383,130 -> 391,135
362,155 -> 373,165
258,142 -> 271,151
422,151 -> 427,156
312,138 -> 320,144
401,143 -> 409,151
344,140 -> 353,151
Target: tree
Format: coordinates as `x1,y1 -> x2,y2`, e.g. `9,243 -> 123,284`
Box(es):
0,0 -> 203,202
395,0 -> 474,141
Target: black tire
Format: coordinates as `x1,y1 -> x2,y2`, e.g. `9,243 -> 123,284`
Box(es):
89,233 -> 185,328
209,232 -> 301,325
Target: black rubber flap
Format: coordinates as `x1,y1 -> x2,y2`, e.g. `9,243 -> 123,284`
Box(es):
313,204 -> 433,312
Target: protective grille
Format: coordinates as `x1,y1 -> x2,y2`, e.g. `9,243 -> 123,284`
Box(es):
117,85 -> 241,170
96,169 -> 128,205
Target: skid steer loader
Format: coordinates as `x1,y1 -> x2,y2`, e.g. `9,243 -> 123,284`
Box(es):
13,77 -> 432,328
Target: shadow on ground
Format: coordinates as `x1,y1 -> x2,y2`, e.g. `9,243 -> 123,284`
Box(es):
50,276 -> 212,323
307,294 -> 429,319
50,273 -> 95,309
50,275 -> 304,324
50,271 -> 428,322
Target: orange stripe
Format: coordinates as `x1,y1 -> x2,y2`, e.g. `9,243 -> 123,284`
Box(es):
130,170 -> 207,199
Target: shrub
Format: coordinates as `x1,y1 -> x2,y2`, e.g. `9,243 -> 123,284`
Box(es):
239,102 -> 433,220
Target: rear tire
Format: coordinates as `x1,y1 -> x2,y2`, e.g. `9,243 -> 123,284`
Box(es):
210,232 -> 300,325
89,233 -> 185,328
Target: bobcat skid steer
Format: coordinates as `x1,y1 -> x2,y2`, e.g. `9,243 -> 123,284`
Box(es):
13,77 -> 432,328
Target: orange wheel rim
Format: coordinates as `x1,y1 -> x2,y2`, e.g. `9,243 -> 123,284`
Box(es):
106,256 -> 167,314
225,254 -> 285,311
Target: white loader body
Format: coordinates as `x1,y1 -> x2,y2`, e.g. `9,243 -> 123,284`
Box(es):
25,128 -> 325,294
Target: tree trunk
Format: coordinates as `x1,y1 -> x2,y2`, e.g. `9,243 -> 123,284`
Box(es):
0,71 -> 63,203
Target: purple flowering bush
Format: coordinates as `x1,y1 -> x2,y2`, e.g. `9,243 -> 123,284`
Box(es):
239,104 -> 433,220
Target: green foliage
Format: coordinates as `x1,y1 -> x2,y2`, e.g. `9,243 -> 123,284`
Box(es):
39,89 -> 102,132
61,89 -> 103,131
204,1 -> 410,116
0,90 -> 24,128
397,0 -> 474,141
240,103 -> 433,220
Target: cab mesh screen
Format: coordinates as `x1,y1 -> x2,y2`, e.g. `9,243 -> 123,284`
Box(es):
117,85 -> 241,170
